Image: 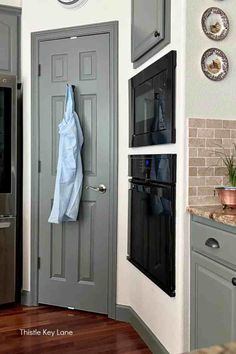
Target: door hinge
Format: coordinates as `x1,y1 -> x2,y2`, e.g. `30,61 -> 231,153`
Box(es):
38,160 -> 41,173
37,257 -> 41,270
38,64 -> 41,77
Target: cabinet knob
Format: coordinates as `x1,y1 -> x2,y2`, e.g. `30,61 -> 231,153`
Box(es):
205,238 -> 220,249
232,278 -> 236,286
154,30 -> 160,38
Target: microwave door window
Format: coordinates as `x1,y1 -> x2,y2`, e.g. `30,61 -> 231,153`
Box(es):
0,88 -> 11,193
134,80 -> 154,135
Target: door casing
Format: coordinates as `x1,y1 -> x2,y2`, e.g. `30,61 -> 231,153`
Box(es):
30,22 -> 118,318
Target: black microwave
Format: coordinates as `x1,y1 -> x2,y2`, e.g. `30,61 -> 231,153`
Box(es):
129,51 -> 176,147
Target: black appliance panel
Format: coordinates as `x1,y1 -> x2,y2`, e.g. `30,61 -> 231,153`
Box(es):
0,75 -> 17,217
0,76 -> 22,305
0,88 -> 12,193
129,154 -> 176,184
128,155 -> 176,297
130,51 -> 176,147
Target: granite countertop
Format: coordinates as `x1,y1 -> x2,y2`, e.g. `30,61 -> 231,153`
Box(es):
186,343 -> 236,354
187,205 -> 236,227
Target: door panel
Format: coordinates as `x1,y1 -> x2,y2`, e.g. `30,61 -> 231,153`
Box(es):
0,13 -> 18,76
191,252 -> 236,349
131,0 -> 165,61
80,94 -> 97,175
38,34 -> 110,314
51,96 -> 65,175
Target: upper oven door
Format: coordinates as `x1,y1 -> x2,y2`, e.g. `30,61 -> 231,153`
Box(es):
128,181 -> 175,296
0,75 -> 17,216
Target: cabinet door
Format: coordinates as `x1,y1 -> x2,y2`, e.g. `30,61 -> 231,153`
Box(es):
191,252 -> 236,350
131,0 -> 165,62
0,12 -> 18,76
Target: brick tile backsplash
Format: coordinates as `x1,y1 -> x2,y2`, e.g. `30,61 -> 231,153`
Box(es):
189,167 -> 197,176
189,148 -> 198,157
189,158 -> 205,166
206,119 -> 222,128
189,118 -> 206,128
223,120 -> 236,129
197,167 -> 214,176
215,129 -> 230,138
198,128 -> 214,138
188,118 -> 236,206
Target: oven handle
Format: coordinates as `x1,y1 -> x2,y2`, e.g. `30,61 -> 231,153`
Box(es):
0,222 -> 11,229
129,179 -> 173,190
130,182 -> 164,195
131,184 -> 150,193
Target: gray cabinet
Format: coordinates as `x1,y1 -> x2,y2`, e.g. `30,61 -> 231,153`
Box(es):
0,5 -> 21,78
131,0 -> 171,64
191,217 -> 236,350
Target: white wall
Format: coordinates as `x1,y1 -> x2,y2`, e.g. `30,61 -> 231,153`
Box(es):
21,0 -> 189,353
0,0 -> 21,6
186,0 -> 236,119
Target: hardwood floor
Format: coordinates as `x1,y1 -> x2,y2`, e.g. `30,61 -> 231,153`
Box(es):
0,305 -> 151,353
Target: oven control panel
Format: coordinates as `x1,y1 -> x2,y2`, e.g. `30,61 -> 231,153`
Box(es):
129,154 -> 176,184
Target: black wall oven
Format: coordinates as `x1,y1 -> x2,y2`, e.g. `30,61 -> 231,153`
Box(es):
129,51 -> 176,147
0,75 -> 17,216
0,75 -> 22,305
128,155 -> 176,297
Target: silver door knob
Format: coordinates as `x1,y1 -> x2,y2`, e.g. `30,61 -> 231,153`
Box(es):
85,184 -> 107,194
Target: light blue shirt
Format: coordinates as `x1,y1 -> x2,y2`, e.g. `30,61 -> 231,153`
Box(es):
48,85 -> 84,224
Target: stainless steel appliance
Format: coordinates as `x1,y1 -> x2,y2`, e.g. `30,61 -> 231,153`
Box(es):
129,51 -> 176,147
0,74 -> 20,304
128,155 -> 176,297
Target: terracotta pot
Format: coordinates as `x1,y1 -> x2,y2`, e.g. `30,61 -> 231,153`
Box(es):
215,187 -> 236,209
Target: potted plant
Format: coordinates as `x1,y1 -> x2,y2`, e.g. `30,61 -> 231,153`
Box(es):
215,143 -> 236,209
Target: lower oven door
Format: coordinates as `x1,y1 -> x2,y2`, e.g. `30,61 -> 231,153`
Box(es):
128,182 -> 175,297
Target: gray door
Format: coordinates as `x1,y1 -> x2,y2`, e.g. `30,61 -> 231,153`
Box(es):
191,252 -> 236,350
38,34 -> 110,314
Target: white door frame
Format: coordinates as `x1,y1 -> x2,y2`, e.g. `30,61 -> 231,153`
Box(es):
30,22 -> 118,318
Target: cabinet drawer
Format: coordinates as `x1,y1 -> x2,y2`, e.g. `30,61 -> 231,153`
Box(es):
191,221 -> 236,269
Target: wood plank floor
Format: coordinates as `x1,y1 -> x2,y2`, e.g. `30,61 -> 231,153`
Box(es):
0,305 -> 151,353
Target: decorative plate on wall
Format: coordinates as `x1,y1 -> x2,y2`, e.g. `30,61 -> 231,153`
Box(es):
201,7 -> 229,41
57,0 -> 88,8
201,48 -> 229,81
